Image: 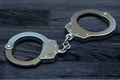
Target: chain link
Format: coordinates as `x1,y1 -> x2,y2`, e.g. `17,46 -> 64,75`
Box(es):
58,33 -> 74,53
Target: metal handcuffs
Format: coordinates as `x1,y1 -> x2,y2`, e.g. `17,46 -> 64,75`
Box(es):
5,9 -> 116,66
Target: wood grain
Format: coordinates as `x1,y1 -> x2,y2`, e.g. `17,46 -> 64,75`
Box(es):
0,0 -> 120,79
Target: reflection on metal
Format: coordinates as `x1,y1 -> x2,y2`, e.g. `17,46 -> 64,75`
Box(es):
65,9 -> 116,39
5,32 -> 59,66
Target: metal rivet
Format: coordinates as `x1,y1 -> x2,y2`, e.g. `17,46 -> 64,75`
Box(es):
7,45 -> 11,48
54,51 -> 57,53
104,12 -> 107,15
86,34 -> 89,36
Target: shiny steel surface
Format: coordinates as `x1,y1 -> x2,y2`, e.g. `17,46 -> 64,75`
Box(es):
65,9 -> 116,39
5,32 -> 59,66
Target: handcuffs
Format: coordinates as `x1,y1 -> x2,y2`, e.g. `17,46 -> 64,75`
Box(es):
5,9 -> 116,66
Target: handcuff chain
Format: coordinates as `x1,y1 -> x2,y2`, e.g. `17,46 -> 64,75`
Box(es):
58,33 -> 74,53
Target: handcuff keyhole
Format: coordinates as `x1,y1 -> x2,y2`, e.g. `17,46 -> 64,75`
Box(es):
13,40 -> 42,61
77,14 -> 109,32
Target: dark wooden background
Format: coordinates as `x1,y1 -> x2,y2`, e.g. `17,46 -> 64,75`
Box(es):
0,0 -> 120,79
